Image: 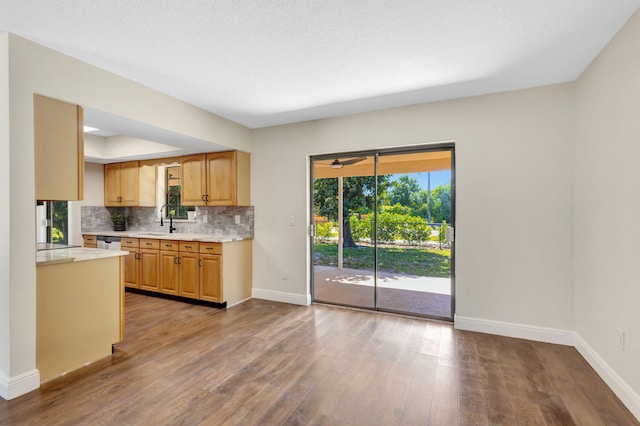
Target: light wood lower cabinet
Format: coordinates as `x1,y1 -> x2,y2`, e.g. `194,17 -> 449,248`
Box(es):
200,254 -> 222,303
122,237 -> 140,288
83,234 -> 97,248
118,237 -> 251,305
139,239 -> 160,291
179,253 -> 200,299
160,250 -> 180,296
160,242 -> 201,299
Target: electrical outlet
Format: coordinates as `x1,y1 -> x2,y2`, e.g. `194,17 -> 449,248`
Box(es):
235,215 -> 241,224
618,328 -> 625,350
290,216 -> 296,226
202,215 -> 208,223
282,270 -> 289,280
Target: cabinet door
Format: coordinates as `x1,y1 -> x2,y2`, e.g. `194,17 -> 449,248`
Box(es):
124,249 -> 140,288
181,154 -> 207,206
200,254 -> 222,303
159,251 -> 180,295
104,164 -> 122,206
206,151 -> 236,206
34,94 -> 84,201
120,161 -> 140,206
139,249 -> 160,291
179,253 -> 200,299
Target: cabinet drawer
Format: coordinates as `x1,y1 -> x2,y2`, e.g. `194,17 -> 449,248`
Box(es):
140,239 -> 160,249
160,240 -> 180,251
83,235 -> 97,246
121,237 -> 139,248
199,242 -> 222,255
179,241 -> 199,253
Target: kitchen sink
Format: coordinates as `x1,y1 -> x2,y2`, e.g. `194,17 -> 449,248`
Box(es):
136,232 -> 169,236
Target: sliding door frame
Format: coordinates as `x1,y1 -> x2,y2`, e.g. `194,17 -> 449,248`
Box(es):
309,143 -> 456,320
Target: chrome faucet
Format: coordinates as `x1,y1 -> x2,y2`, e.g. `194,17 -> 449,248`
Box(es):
159,204 -> 177,233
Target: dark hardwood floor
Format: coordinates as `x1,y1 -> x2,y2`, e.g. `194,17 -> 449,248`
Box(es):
0,292 -> 637,425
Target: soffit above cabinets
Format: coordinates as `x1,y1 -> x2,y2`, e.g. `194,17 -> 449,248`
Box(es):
82,107 -> 230,163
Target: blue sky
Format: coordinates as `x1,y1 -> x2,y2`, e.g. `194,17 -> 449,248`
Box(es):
390,171 -> 451,190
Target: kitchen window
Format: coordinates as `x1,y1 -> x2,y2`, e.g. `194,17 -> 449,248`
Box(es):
36,201 -> 69,244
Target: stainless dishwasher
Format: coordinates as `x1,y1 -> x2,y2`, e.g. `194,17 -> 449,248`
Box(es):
96,235 -> 122,250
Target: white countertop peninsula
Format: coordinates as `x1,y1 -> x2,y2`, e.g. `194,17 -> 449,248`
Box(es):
37,246 -> 129,266
36,245 -> 126,383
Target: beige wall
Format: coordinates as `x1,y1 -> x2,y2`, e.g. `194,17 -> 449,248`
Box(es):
2,33 -> 251,395
69,162 -> 104,245
0,32 -> 11,388
251,82 -> 576,328
575,11 -> 640,397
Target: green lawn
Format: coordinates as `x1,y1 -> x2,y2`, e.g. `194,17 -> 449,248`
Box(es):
313,243 -> 451,278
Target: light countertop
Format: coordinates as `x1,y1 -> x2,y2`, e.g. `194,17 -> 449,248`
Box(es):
37,247 -> 128,266
82,231 -> 252,243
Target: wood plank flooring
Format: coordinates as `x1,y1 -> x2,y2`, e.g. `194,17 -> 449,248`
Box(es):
0,292 -> 637,425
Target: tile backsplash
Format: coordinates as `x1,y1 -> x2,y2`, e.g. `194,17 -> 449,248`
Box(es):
81,206 -> 254,238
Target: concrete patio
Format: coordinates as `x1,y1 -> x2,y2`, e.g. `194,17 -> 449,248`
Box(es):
313,265 -> 452,319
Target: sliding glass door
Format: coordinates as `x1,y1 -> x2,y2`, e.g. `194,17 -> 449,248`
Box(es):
375,151 -> 453,318
311,147 -> 454,320
311,155 -> 376,309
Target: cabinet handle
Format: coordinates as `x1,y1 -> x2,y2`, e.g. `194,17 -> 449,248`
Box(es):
199,259 -> 202,267
206,247 -> 213,250
206,194 -> 209,202
178,257 -> 182,264
165,244 -> 172,247
174,256 -> 178,264
202,195 -> 206,201
146,242 -> 152,246
185,245 -> 192,249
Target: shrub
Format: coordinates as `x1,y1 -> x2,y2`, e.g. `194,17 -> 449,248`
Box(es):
350,214 -> 373,242
350,212 -> 431,245
316,221 -> 337,242
438,220 -> 447,249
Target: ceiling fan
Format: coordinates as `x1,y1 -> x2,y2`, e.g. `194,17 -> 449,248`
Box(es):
318,157 -> 367,169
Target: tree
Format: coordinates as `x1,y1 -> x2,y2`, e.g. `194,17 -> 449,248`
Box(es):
388,175 -> 423,213
429,185 -> 451,224
314,175 -> 389,247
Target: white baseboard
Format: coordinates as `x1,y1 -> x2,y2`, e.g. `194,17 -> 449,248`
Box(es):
455,315 -> 640,421
0,369 -> 40,400
574,334 -> 640,420
227,297 -> 252,308
252,288 -> 311,306
454,315 -> 576,346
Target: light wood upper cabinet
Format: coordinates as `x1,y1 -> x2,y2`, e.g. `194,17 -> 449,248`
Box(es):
180,154 -> 208,206
207,151 -> 235,206
34,94 -> 84,201
104,161 -> 156,207
180,150 -> 250,206
104,163 -> 123,205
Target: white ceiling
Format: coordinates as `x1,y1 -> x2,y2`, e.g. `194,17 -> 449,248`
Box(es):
1,0 -> 639,130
